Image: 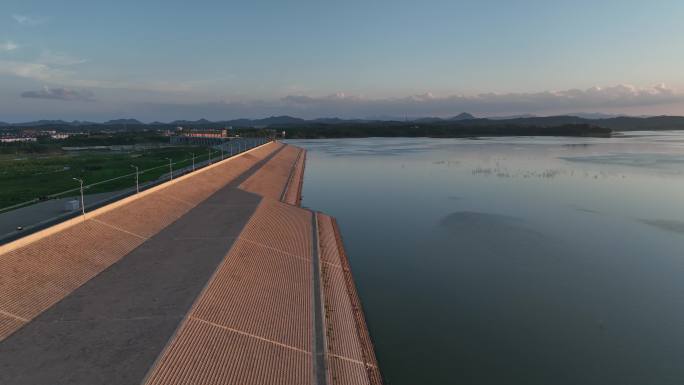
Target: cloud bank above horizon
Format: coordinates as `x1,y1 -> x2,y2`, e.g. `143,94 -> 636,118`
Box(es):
1,83 -> 683,122
118,84 -> 684,122
273,84 -> 683,117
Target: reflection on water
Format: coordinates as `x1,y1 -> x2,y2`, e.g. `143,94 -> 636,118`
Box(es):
441,211 -> 532,234
287,132 -> 684,385
638,219 -> 684,235
569,205 -> 602,215
561,153 -> 684,170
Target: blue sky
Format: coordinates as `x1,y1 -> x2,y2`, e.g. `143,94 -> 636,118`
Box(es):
1,0 -> 683,122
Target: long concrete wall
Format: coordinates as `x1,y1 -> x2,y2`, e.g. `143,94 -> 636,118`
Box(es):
318,213 -> 383,385
285,149 -> 307,206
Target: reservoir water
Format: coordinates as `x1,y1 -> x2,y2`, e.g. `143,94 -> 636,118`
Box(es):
288,132 -> 684,385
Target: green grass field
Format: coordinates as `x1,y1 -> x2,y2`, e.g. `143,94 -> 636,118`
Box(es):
0,146 -> 213,210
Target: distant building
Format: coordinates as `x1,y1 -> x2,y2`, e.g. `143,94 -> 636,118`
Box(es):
170,128 -> 231,145
50,133 -> 70,140
0,129 -> 71,142
0,136 -> 37,143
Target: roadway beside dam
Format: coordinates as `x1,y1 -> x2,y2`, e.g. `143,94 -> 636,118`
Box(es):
0,141 -> 382,385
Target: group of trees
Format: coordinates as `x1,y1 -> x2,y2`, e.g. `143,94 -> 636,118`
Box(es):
278,122 -> 612,139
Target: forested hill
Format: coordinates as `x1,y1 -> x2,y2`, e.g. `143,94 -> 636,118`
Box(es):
4,114 -> 684,138
274,123 -> 611,139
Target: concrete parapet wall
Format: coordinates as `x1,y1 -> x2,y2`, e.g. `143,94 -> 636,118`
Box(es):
284,149 -> 307,206
318,213 -> 383,385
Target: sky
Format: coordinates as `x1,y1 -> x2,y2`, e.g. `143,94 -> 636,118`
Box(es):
1,0 -> 684,122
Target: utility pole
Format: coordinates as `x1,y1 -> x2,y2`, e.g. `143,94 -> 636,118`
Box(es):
130,165 -> 139,193
166,158 -> 173,180
72,178 -> 85,218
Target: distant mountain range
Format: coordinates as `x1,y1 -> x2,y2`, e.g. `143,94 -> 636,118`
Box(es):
0,113 -> 476,127
0,116 -> 308,128
2,114 -> 684,131
104,119 -> 145,125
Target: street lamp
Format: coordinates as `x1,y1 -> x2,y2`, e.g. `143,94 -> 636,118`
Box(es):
72,177 -> 85,217
165,158 -> 173,180
130,165 -> 139,193
190,153 -> 195,171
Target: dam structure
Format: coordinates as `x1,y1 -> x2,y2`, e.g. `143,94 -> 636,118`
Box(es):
0,142 -> 382,385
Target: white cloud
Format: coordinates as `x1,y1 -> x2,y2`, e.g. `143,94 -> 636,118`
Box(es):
37,50 -> 87,66
0,41 -> 19,52
0,58 -> 192,93
0,60 -> 70,82
12,14 -> 45,26
21,86 -> 95,101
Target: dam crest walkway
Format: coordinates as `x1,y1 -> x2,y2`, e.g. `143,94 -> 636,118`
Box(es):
0,141 -> 382,385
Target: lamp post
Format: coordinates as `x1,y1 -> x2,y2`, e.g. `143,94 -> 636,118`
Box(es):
130,165 -> 139,193
165,158 -> 173,180
72,177 -> 85,217
190,153 -> 195,171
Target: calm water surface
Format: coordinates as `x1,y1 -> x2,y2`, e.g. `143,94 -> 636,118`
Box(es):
287,132 -> 684,385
